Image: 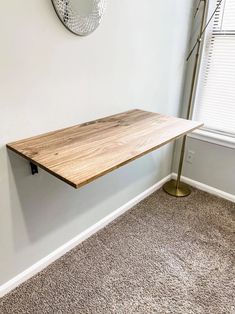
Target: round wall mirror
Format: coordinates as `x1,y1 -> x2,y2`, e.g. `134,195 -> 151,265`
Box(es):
52,0 -> 106,36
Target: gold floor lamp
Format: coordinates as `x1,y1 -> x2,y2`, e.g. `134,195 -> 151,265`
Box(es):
163,0 -> 223,197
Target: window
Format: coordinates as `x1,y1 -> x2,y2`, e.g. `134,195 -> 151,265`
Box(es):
193,0 -> 235,141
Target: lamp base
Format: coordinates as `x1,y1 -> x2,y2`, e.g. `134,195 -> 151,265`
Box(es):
163,179 -> 191,197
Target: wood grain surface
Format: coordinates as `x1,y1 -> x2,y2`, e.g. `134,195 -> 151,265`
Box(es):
7,109 -> 203,188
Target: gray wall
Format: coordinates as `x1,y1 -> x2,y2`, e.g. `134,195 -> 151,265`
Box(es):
0,0 -> 194,284
173,1 -> 235,196
174,138 -> 235,195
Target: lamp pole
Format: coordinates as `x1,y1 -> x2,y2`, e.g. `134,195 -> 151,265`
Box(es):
163,0 -> 223,197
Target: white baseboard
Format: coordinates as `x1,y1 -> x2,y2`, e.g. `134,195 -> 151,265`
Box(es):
0,174 -> 171,298
172,173 -> 235,203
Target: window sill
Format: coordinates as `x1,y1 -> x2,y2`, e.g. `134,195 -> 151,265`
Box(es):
188,129 -> 235,149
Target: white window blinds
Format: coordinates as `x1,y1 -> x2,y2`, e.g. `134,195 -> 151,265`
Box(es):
193,0 -> 235,137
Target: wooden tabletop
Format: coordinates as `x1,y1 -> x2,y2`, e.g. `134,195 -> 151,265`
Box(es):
7,109 -> 203,188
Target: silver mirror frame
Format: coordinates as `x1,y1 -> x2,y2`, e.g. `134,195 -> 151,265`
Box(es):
51,0 -> 106,36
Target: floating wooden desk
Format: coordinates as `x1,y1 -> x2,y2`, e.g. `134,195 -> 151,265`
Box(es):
7,109 -> 202,188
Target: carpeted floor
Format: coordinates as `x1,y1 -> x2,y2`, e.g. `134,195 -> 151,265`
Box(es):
1,187 -> 235,314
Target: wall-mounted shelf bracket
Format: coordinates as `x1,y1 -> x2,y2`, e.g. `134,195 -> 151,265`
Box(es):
30,162 -> 38,175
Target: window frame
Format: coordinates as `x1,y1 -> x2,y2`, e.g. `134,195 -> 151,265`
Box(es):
189,0 -> 235,148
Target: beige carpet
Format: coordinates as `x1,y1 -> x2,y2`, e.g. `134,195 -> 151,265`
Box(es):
1,187 -> 235,314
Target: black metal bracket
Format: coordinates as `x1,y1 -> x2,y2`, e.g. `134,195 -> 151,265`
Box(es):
30,162 -> 38,175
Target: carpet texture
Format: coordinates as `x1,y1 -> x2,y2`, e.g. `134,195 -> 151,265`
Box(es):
1,187 -> 235,314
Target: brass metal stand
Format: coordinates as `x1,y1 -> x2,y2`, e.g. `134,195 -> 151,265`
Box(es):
164,0 -> 223,197
163,135 -> 191,197
163,0 -> 217,197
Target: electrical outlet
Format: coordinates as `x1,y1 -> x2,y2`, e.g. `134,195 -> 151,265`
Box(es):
186,150 -> 195,164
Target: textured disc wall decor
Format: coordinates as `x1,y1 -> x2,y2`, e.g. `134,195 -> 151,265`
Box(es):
52,0 -> 106,36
